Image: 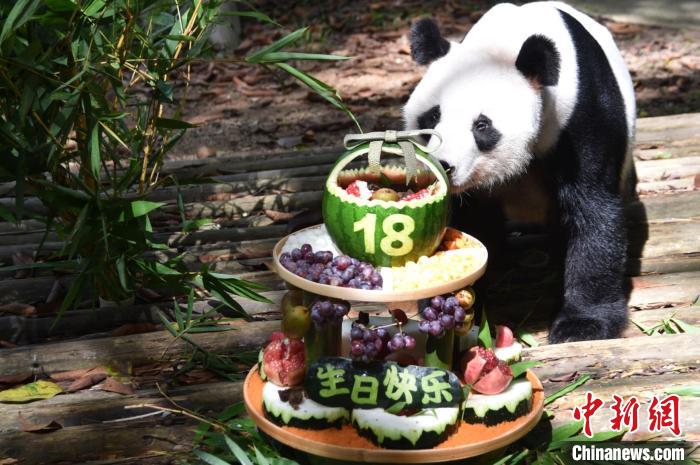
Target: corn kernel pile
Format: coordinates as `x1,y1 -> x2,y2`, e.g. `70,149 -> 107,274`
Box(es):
385,246 -> 484,291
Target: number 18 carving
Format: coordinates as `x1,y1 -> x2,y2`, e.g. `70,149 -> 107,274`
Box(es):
353,213 -> 415,256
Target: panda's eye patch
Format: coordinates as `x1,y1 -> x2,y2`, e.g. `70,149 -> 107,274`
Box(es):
471,114 -> 501,152
417,105 -> 441,130
472,115 -> 491,132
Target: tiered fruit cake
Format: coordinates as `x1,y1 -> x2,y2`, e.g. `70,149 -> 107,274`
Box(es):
258,133 -> 535,451
259,291 -> 532,449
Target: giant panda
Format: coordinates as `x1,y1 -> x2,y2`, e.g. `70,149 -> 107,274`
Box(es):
403,2 -> 636,343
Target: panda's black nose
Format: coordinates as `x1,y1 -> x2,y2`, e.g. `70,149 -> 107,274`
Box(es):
439,160 -> 454,173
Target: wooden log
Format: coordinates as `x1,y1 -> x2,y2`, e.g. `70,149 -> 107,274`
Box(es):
0,419 -> 196,465
526,332 -> 698,381
637,177 -> 696,195
0,381 -> 243,433
634,221 -> 700,260
635,143 -> 700,160
146,176 -> 328,203
156,224 -> 287,247
626,190 -> 700,223
0,320 -> 280,376
635,113 -> 700,146
159,148 -> 341,178
159,191 -> 323,219
635,156 -> 700,183
629,271 -> 700,309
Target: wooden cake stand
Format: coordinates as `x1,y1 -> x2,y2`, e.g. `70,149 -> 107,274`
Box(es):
244,368 -> 544,463
244,225 -> 542,462
271,224 -> 488,303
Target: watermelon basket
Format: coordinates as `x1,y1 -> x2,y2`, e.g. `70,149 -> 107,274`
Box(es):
322,130 -> 451,268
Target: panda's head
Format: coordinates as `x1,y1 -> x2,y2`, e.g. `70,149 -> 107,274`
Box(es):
404,18 -> 560,191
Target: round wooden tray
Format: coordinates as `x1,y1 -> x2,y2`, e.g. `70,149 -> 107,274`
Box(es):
243,368 -> 544,463
272,225 -> 488,302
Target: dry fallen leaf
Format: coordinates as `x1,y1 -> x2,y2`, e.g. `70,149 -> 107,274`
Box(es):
0,303 -> 36,316
66,373 -> 108,392
0,373 -> 32,385
548,371 -> 579,383
97,377 -> 134,395
110,322 -> 158,337
50,366 -> 109,382
263,209 -> 297,222
18,413 -> 62,433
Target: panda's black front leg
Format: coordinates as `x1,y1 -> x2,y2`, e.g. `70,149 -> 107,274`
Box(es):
548,182 -> 628,343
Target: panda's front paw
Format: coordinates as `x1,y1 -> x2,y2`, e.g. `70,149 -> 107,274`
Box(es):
549,299 -> 627,343
548,317 -> 606,343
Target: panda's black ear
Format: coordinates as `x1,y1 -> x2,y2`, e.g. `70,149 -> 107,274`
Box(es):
515,35 -> 560,86
410,18 -> 450,65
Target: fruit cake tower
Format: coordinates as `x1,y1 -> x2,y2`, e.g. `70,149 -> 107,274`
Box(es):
257,131 -> 535,452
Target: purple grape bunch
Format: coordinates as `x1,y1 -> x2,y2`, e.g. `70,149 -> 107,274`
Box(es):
310,299 -> 350,328
279,243 -> 383,290
349,322 -> 416,362
418,295 -> 468,338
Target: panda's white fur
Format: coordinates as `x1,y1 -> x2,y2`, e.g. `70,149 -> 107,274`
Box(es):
404,1 -> 635,191
404,2 -> 636,343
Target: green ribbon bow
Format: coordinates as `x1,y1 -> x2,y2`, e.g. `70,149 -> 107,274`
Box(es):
343,129 -> 442,184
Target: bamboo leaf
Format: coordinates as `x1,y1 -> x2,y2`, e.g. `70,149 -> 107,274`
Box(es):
0,0 -> 42,45
548,420 -> 583,448
544,374 -> 590,406
477,307 -> 492,348
245,27 -> 308,63
128,200 -> 164,218
516,330 -> 539,347
255,51 -> 350,63
88,123 -> 101,179
666,384 -> 700,397
670,318 -> 700,334
224,435 -> 254,465
193,450 -> 231,465
219,10 -> 280,26
253,447 -> 271,465
154,117 -> 195,129
509,360 -> 541,379
273,62 -> 360,131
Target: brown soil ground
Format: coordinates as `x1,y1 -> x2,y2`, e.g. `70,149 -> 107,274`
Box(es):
172,0 -> 700,158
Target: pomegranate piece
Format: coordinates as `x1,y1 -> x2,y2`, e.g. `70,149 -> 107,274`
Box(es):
472,363 -> 513,395
461,346 -> 513,394
495,325 -> 515,348
346,180 -> 372,200
401,188 -> 429,202
263,335 -> 306,387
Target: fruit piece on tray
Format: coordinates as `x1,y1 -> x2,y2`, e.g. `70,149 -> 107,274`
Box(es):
279,241 -> 383,290
494,325 -> 523,363
387,246 -> 483,291
263,382 -> 349,429
323,156 -> 450,267
418,295 -> 471,338
352,406 -> 461,449
262,332 -> 306,387
462,379 -> 533,426
281,290 -> 310,339
461,347 -> 513,395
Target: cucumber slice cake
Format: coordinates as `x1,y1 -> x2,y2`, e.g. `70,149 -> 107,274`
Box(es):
462,379 -> 532,426
494,342 -> 523,363
262,382 -> 349,429
352,407 -> 460,449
